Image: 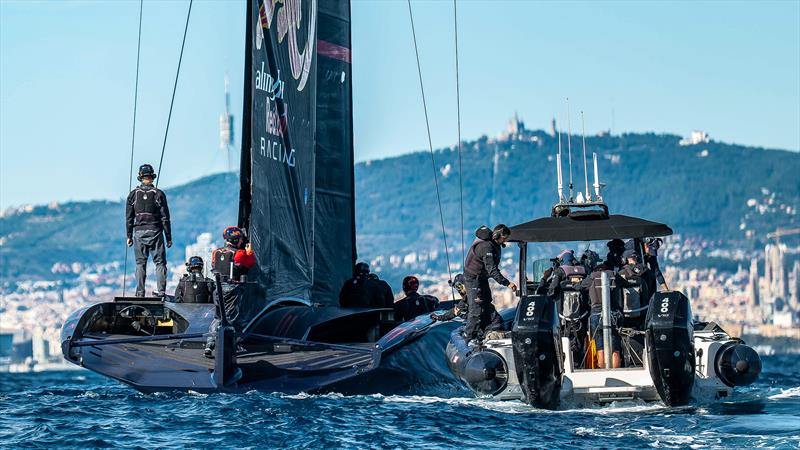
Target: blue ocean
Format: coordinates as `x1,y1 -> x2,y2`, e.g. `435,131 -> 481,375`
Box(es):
1,354 -> 799,449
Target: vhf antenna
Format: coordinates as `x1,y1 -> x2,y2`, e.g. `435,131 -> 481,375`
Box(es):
581,111 -> 590,201
556,121 -> 565,202
593,152 -> 602,200
566,98 -> 574,201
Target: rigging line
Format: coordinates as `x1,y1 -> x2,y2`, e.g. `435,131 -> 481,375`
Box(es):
453,0 -> 465,270
407,0 -> 454,285
156,0 -> 193,188
122,0 -> 144,297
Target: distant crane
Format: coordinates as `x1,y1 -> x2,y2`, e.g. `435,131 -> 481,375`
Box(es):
766,227 -> 800,245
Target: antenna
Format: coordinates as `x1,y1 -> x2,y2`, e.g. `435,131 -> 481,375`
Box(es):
557,126 -> 564,202
593,152 -> 601,200
581,111 -> 589,201
566,98 -> 574,201
557,154 -> 564,203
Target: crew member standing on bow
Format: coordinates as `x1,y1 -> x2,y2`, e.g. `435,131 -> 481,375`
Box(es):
126,164 -> 172,297
211,226 -> 256,281
463,224 -> 517,341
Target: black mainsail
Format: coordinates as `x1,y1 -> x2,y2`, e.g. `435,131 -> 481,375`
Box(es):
239,0 -> 356,306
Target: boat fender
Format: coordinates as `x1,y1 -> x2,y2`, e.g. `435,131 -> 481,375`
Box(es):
445,330 -> 509,396
511,295 -> 561,410
645,291 -> 695,406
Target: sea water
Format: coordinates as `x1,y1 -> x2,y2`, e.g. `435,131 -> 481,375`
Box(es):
1,354 -> 798,449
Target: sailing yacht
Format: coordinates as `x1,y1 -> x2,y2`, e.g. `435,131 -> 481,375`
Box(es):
60,0 -> 457,394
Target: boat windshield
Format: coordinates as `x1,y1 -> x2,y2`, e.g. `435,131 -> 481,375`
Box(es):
523,240 -> 636,284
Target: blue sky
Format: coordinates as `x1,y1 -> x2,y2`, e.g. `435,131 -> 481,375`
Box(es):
1,0 -> 798,207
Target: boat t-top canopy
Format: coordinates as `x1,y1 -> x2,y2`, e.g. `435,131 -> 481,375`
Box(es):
509,210 -> 673,243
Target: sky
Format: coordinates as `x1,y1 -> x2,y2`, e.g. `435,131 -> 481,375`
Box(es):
1,0 -> 798,207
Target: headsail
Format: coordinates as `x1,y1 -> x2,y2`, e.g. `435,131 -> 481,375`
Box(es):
239,0 -> 356,306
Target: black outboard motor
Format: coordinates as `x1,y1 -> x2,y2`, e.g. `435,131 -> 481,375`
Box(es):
446,330 -> 509,396
645,291 -> 695,406
715,342 -> 762,387
511,295 -> 561,410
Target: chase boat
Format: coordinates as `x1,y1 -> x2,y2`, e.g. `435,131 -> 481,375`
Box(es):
446,153 -> 762,409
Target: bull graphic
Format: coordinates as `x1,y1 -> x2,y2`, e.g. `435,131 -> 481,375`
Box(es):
256,0 -> 316,92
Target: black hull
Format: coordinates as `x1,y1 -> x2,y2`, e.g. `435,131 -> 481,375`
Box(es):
62,299 -> 460,395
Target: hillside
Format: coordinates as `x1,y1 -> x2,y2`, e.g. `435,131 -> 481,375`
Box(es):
355,130 -> 799,260
1,130 -> 798,281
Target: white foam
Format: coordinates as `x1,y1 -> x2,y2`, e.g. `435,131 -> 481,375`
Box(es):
374,394 -> 669,415
768,386 -> 800,400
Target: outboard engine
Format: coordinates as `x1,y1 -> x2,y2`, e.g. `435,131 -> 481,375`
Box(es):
645,291 -> 695,406
511,295 -> 561,410
446,330 -> 509,396
714,342 -> 762,387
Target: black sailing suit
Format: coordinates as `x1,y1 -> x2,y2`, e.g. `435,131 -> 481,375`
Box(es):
339,274 -> 394,308
126,184 -> 171,297
174,272 -> 215,303
463,229 -> 511,340
394,291 -> 439,323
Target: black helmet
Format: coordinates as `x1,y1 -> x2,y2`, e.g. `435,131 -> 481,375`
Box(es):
137,164 -> 156,181
353,262 -> 370,277
186,256 -> 204,272
449,273 -> 466,295
492,224 -> 511,241
607,239 -> 625,252
223,226 -> 244,247
402,275 -> 420,294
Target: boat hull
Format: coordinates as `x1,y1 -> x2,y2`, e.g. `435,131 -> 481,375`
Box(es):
61,298 -> 461,394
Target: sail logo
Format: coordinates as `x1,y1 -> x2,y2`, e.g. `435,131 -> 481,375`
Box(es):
255,63 -> 285,101
255,0 -> 316,92
260,136 -> 295,167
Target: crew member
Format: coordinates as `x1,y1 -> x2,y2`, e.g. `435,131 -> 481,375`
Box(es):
431,274 -> 469,321
579,249 -> 600,274
604,239 -> 625,272
463,224 -> 517,341
431,274 -> 505,332
546,249 -> 585,298
211,226 -> 256,281
174,256 -> 215,303
394,276 -> 439,322
580,263 -> 622,368
339,262 -> 394,308
618,249 -> 656,304
644,238 -> 669,291
368,272 -> 395,308
126,163 -> 172,297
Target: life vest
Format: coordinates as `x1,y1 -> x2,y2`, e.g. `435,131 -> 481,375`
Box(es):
560,264 -> 587,288
132,186 -> 163,227
464,229 -> 500,279
178,273 -> 212,304
212,247 -> 237,278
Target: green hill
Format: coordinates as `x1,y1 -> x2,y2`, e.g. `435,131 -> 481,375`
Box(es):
1,130 -> 798,281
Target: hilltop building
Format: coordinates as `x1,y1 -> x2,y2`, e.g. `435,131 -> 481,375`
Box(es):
679,130 -> 711,146
499,112 -> 526,140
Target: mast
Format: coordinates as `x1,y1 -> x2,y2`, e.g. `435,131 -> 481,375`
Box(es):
237,0 -> 253,230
